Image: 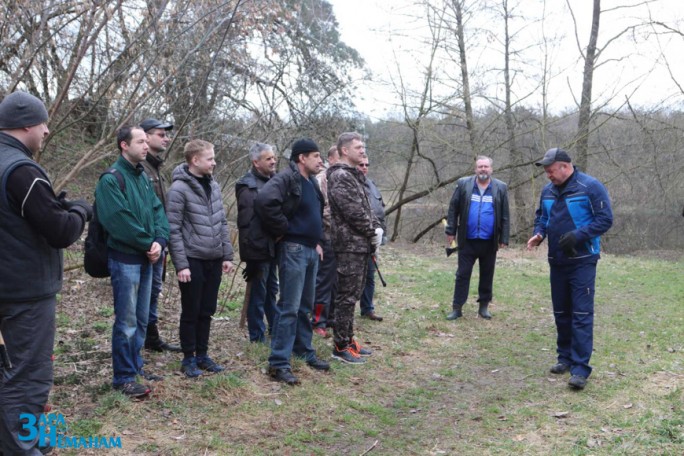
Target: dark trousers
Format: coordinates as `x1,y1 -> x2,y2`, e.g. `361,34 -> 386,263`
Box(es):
246,259 -> 279,342
178,258 -> 223,357
313,238 -> 336,329
0,297 -> 55,455
360,256 -> 375,315
333,252 -> 368,348
451,239 -> 497,308
550,261 -> 597,378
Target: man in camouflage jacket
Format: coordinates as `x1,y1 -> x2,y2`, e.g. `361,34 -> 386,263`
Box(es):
327,132 -> 382,364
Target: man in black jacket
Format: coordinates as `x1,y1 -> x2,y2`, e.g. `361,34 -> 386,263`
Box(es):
140,118 -> 181,353
254,138 -> 330,385
444,156 -> 510,321
0,91 -> 91,454
236,142 -> 279,343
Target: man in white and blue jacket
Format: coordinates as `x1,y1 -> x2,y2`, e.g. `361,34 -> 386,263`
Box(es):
527,148 -> 613,391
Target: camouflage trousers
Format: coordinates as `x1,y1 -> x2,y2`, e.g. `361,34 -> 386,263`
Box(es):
332,252 -> 369,348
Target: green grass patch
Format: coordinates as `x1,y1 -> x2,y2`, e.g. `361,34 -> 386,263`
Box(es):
51,246 -> 683,455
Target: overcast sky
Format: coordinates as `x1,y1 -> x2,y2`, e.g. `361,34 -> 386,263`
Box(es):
328,0 -> 684,120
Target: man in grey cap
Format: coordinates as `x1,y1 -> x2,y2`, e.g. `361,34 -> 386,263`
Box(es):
140,118 -> 181,353
527,147 -> 613,390
0,91 -> 91,454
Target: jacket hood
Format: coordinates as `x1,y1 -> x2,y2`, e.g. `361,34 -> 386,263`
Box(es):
171,163 -> 214,183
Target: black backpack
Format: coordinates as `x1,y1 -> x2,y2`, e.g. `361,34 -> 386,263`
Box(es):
83,168 -> 125,278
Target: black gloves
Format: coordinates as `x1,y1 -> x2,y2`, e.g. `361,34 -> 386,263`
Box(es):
559,231 -> 577,257
57,191 -> 93,222
242,261 -> 259,282
57,192 -> 93,222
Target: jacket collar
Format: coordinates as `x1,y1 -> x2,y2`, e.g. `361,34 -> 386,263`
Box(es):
0,132 -> 33,159
250,166 -> 271,182
117,155 -> 145,175
145,152 -> 164,169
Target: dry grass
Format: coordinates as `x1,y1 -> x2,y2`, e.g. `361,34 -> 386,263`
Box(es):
50,244 -> 683,455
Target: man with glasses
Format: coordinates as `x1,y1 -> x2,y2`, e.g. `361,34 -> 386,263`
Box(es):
140,118 -> 181,354
357,157 -> 385,322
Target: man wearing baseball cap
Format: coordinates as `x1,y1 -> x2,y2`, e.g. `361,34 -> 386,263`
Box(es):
0,91 -> 91,454
527,147 -> 613,390
139,118 -> 181,354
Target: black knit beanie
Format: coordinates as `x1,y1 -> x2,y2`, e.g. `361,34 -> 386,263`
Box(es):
290,138 -> 319,162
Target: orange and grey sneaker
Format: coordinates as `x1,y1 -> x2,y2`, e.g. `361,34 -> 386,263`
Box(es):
332,344 -> 366,364
350,339 -> 372,357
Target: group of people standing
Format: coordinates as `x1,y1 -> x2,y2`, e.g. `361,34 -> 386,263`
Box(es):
0,90 -> 613,455
445,150 -> 613,391
237,133 -> 386,385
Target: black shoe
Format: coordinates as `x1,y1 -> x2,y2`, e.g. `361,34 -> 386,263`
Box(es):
270,367 -> 300,385
361,312 -> 383,322
568,375 -> 588,390
307,357 -> 331,371
550,362 -> 571,374
478,302 -> 492,319
140,369 -> 164,381
446,309 -> 463,320
158,341 -> 182,353
181,358 -> 203,378
196,356 -> 225,373
113,381 -> 151,398
145,323 -> 182,352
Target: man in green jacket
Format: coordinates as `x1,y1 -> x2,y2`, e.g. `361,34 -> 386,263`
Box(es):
95,125 -> 169,398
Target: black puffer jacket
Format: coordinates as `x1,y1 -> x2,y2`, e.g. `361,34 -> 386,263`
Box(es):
235,167 -> 273,261
166,164 -> 233,271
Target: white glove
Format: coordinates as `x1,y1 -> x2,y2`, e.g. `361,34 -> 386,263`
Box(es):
372,227 -> 384,250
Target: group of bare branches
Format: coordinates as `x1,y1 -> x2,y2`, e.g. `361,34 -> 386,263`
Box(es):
362,0 -> 684,251
1,0 -> 682,252
0,0 -> 364,190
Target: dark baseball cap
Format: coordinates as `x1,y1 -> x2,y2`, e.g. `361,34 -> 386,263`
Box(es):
535,148 -> 572,166
140,118 -> 173,132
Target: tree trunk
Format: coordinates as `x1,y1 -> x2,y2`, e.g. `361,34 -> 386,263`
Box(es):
574,0 -> 601,172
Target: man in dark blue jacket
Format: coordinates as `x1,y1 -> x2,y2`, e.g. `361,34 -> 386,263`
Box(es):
254,138 -> 330,385
0,91 -> 90,454
445,156 -> 510,321
527,148 -> 613,390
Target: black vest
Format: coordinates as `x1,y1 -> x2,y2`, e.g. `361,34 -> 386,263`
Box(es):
0,135 -> 63,303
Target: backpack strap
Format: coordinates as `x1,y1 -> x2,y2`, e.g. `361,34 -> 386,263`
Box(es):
99,167 -> 125,193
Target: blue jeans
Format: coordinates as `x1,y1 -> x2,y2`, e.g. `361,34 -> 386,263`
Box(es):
268,242 -> 318,369
550,261 -> 597,378
109,259 -> 153,386
148,250 -> 165,325
360,256 -> 375,315
247,259 -> 279,342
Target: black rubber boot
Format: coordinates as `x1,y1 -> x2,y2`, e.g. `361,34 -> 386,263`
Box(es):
478,301 -> 492,320
446,305 -> 463,320
145,323 -> 181,352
